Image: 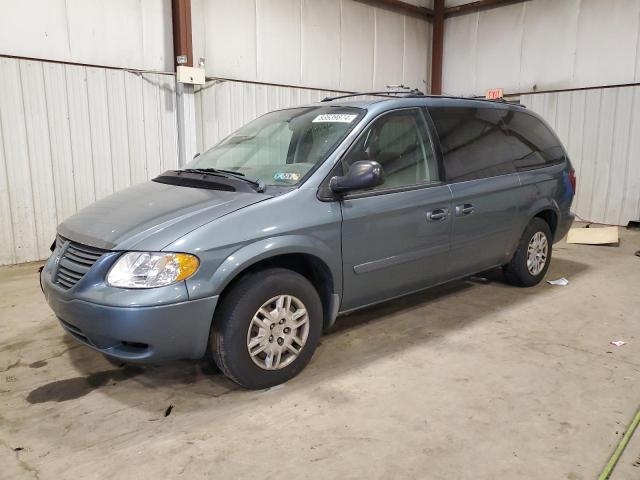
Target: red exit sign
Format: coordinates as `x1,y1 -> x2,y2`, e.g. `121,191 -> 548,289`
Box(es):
486,88 -> 504,100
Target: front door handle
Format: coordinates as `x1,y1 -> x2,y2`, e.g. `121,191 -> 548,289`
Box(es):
426,208 -> 449,222
455,203 -> 474,216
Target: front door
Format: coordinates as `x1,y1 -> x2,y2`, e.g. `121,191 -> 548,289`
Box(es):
339,108 -> 452,311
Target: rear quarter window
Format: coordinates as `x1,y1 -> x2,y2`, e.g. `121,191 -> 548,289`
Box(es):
506,111 -> 566,170
428,105 -> 565,182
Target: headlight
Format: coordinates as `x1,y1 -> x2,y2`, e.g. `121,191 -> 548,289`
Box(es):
107,252 -> 199,288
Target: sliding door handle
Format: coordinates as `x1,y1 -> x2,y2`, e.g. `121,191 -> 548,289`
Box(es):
455,203 -> 474,216
426,208 -> 449,221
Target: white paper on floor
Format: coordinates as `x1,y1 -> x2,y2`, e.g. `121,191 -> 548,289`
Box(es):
610,340 -> 626,347
547,277 -> 569,286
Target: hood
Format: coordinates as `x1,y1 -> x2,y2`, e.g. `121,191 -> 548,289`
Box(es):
58,181 -> 270,251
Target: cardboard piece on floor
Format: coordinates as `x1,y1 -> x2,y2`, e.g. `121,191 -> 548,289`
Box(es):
566,226 -> 619,245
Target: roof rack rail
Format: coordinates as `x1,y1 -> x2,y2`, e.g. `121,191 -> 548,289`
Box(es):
322,86 -> 425,102
467,95 -> 526,107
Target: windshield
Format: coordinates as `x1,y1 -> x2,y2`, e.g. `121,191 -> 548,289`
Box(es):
187,106 -> 363,186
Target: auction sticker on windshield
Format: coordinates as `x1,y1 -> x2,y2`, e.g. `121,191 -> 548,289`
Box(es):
274,172 -> 302,182
312,113 -> 358,123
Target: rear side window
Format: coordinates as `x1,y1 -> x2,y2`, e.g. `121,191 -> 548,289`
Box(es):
428,106 -> 565,182
507,112 -> 566,170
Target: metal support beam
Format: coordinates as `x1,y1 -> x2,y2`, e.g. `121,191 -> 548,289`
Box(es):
355,0 -> 433,19
172,0 -> 193,67
175,83 -> 197,166
444,0 -> 528,17
431,0 -> 445,95
172,0 -> 197,165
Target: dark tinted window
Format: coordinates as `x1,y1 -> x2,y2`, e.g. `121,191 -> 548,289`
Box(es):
342,109 -> 438,190
507,111 -> 565,170
429,106 -> 564,182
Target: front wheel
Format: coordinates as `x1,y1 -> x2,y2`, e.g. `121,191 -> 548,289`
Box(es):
209,268 -> 323,389
503,218 -> 552,287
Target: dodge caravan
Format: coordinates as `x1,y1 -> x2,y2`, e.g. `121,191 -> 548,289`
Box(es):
41,94 -> 575,389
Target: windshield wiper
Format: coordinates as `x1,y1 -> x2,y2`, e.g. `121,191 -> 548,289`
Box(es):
183,168 -> 246,177
177,169 -> 266,192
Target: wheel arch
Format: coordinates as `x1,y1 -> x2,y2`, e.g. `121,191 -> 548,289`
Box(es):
211,237 -> 341,330
525,197 -> 561,238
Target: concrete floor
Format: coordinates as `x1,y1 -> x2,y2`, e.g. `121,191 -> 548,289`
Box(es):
1,228 -> 639,480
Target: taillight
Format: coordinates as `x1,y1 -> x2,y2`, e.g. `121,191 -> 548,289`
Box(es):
568,169 -> 576,193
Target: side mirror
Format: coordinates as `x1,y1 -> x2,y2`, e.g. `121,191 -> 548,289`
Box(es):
330,160 -> 384,194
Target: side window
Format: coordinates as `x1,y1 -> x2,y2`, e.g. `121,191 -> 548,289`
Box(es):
428,106 -> 520,182
341,109 -> 438,190
507,112 -> 566,170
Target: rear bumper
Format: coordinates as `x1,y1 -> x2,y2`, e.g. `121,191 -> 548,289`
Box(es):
42,277 -> 218,362
555,211 -> 575,243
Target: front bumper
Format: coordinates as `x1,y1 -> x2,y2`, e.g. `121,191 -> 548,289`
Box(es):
41,261 -> 218,363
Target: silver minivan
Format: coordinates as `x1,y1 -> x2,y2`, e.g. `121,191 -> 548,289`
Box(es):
41,94 -> 575,388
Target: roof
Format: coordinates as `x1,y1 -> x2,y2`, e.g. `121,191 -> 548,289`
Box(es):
305,95 -> 526,111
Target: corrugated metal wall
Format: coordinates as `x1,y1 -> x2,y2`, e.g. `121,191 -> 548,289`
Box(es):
192,0 -> 432,93
0,57 -> 178,266
0,0 -> 174,72
194,79 -> 342,152
443,0 -> 640,97
521,86 -> 640,226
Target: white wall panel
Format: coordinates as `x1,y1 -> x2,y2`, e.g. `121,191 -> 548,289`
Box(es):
573,0 -> 640,88
474,3 -> 524,95
301,0 -> 341,89
194,79 -> 341,152
198,0 -> 258,81
257,0 -> 302,86
521,85 -> 640,226
403,15 -> 431,92
374,8 -> 406,90
0,58 -> 39,264
0,0 -> 173,72
193,0 -> 431,92
519,0 -> 580,92
42,63 -> 77,224
442,12 -> 478,96
443,0 -> 640,97
19,61 -> 59,260
0,58 -> 178,265
340,0 -> 376,91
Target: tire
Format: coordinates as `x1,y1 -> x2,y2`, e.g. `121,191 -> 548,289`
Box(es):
209,268 -> 323,389
503,217 -> 552,287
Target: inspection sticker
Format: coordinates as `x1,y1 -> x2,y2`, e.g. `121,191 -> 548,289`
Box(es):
274,172 -> 301,182
312,113 -> 357,123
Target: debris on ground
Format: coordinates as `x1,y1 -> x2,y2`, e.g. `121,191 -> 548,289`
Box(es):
567,226 -> 619,245
547,277 -> 569,286
468,276 -> 490,284
635,250 -> 640,258
164,405 -> 174,417
610,340 -> 626,347
13,447 -> 24,452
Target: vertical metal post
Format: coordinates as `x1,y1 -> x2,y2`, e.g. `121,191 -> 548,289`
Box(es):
175,82 -> 197,167
172,0 -> 193,67
172,0 -> 197,166
431,0 -> 445,95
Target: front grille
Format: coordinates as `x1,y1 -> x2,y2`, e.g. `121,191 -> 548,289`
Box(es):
55,238 -> 107,290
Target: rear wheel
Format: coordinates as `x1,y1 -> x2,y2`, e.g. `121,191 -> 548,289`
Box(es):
209,268 -> 323,389
503,218 -> 552,287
